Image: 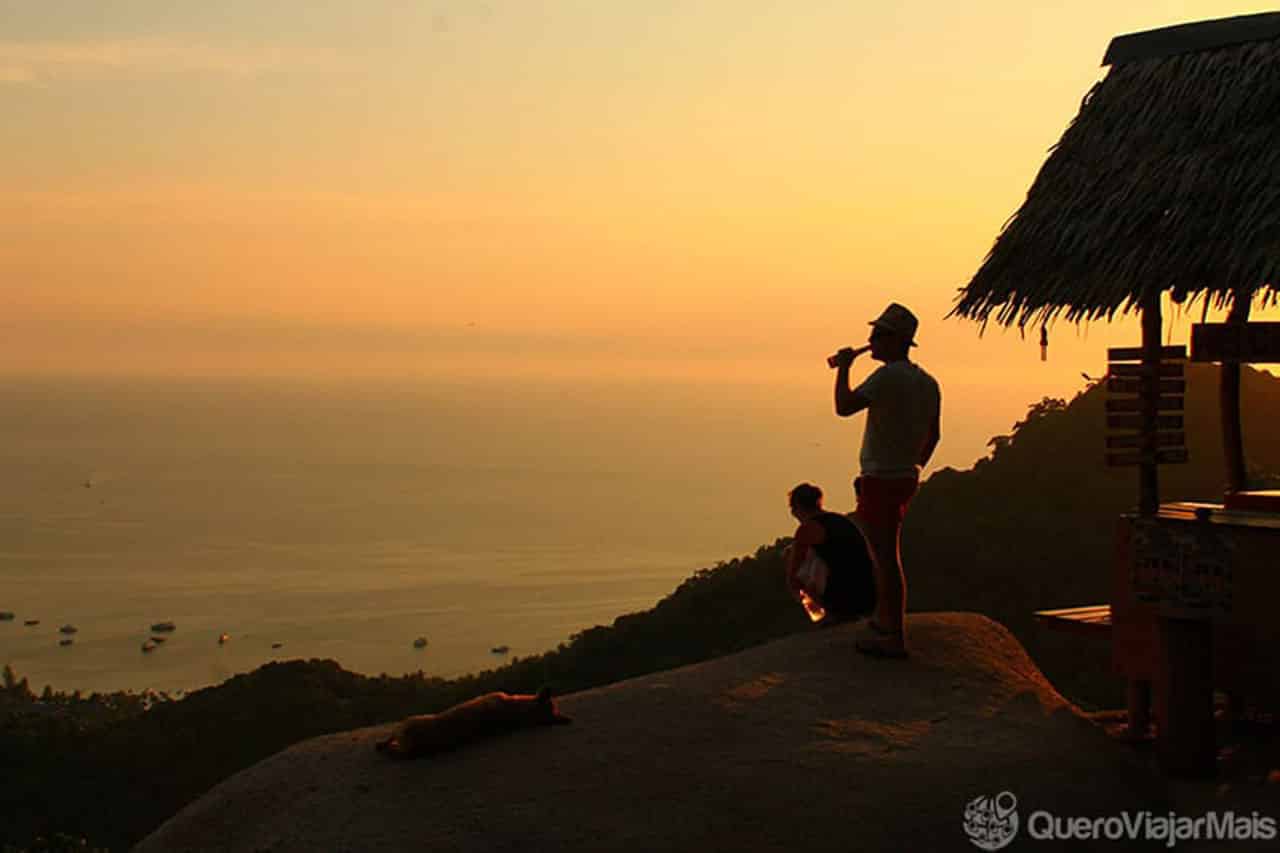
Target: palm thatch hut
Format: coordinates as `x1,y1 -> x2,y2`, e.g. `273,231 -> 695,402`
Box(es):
951,13 -> 1280,778
952,12 -> 1280,330
952,12 -> 1280,508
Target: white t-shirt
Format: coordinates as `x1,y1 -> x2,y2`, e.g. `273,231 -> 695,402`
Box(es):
854,360 -> 941,478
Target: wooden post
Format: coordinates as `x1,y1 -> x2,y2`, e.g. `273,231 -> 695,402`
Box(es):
1139,292 -> 1162,515
1142,292 -> 1215,776
1221,293 -> 1252,493
1126,679 -> 1151,737
1158,617 -> 1216,776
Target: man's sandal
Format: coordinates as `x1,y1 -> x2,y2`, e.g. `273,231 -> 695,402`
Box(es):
855,620 -> 909,659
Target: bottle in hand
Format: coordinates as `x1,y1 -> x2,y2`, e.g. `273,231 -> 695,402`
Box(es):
799,590 -> 826,623
827,345 -> 870,368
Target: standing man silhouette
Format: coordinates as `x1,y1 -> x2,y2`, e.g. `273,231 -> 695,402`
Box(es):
830,303 -> 940,657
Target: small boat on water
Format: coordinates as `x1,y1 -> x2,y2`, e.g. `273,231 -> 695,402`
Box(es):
59,638 -> 73,647
0,611 -> 14,621
150,621 -> 176,633
271,642 -> 284,649
149,636 -> 167,644
490,645 -> 510,655
24,620 -> 40,626
218,633 -> 230,645
59,624 -> 78,635
142,641 -> 157,653
413,637 -> 428,649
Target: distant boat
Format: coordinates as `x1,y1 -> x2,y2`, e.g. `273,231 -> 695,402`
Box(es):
59,638 -> 73,647
413,637 -> 428,649
142,641 -> 157,653
0,611 -> 14,621
59,624 -> 78,635
150,621 -> 176,633
271,642 -> 284,649
218,633 -> 230,645
149,636 -> 167,644
24,620 -> 40,627
490,645 -> 510,655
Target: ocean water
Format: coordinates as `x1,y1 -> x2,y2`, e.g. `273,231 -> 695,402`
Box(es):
0,376 -> 869,695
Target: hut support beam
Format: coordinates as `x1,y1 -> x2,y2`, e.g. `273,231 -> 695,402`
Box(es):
1139,291 -> 1214,776
1221,293 -> 1252,493
1139,293 -> 1162,515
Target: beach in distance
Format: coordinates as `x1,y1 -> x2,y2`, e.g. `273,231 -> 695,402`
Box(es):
1,374 -> 930,696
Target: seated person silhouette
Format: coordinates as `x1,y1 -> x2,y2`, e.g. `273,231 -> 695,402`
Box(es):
785,483 -> 876,626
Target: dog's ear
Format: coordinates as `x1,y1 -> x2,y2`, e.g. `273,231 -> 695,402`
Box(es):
536,686 -> 570,724
375,736 -> 403,756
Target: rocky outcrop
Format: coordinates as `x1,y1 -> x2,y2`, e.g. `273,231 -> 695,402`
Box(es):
135,613 -> 1168,852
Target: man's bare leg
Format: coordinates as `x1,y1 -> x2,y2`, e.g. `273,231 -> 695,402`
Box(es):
856,519 -> 907,657
869,521 -> 906,635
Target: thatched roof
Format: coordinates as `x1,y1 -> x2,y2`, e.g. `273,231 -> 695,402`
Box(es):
952,13 -> 1280,330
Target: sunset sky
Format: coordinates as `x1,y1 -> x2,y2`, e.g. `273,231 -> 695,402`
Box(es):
5,0 -> 1277,402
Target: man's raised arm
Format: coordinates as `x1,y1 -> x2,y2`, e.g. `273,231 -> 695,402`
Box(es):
833,349 -> 871,417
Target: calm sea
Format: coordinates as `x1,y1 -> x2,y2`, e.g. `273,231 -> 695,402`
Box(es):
1,375 -> 872,695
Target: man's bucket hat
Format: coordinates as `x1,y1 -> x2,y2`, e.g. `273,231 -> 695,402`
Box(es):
869,303 -> 919,347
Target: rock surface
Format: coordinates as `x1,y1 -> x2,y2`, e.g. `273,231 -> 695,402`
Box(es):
135,613 -> 1172,852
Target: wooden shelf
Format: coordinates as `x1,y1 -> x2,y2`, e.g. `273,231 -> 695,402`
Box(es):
1223,490 -> 1280,514
1034,604 -> 1112,636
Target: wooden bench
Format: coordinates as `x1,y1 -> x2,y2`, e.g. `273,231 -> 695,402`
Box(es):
1034,603 -> 1149,735
1035,596 -> 1182,742
1033,604 -> 1112,637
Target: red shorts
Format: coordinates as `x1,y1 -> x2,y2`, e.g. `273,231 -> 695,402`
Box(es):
853,475 -> 918,530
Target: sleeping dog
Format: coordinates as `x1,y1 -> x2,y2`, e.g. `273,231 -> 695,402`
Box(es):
376,687 -> 571,758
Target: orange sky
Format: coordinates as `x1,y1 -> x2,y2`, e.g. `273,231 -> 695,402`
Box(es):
3,1 -> 1277,468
